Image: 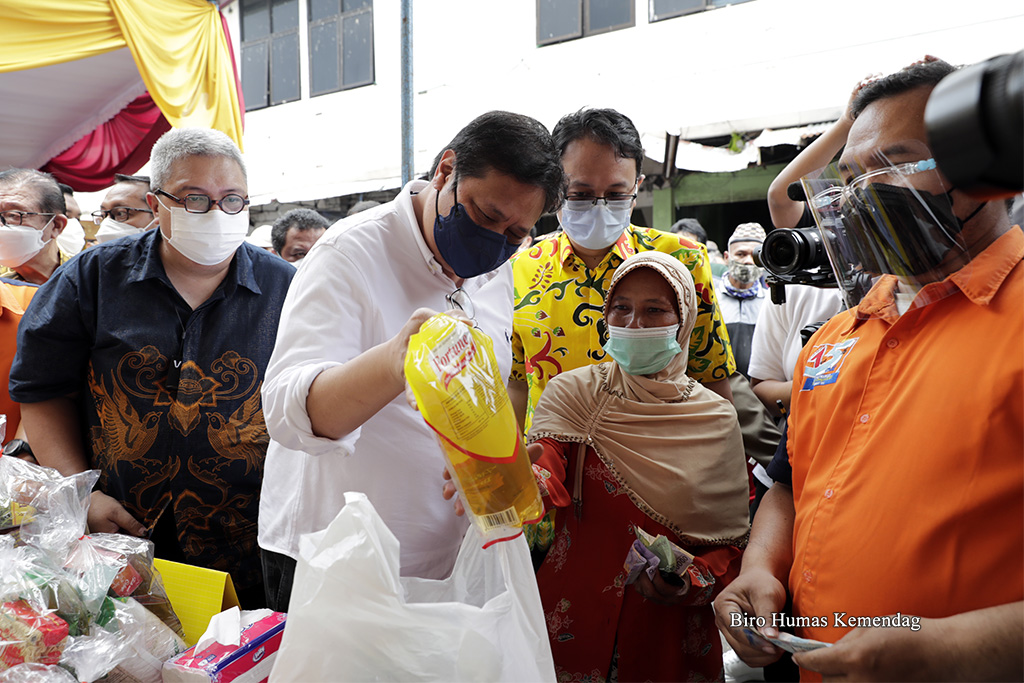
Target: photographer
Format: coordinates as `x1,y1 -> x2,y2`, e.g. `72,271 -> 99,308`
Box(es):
716,57 -> 1023,681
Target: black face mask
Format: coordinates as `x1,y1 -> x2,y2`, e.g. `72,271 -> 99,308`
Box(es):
433,183 -> 517,279
840,183 -> 981,277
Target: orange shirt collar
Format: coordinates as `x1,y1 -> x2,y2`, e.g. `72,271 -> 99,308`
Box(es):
851,226 -> 1024,328
0,282 -> 24,318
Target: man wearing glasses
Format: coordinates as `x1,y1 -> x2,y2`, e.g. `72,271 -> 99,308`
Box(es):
0,169 -> 73,284
258,111 -> 564,611
11,128 -> 295,609
716,59 -> 1022,680
509,108 -> 735,435
93,174 -> 158,244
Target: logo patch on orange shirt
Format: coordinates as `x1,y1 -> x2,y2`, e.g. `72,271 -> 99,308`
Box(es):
801,338 -> 859,391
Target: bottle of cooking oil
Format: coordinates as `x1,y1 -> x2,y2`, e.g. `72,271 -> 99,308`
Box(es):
405,313 -> 543,542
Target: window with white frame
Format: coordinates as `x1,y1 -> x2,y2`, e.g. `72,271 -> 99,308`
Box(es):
241,0 -> 301,111
309,0 -> 375,97
537,0 -> 635,46
649,0 -> 755,23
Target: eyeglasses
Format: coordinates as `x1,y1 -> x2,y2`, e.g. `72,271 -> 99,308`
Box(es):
811,158 -> 937,210
564,183 -> 639,212
92,207 -> 154,223
0,210 -> 55,227
446,287 -> 479,328
154,189 -> 250,215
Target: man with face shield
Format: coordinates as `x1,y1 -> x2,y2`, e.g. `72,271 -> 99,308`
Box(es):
509,108 -> 735,437
92,174 -> 158,244
715,58 -> 1023,680
0,169 -> 72,284
257,111 -> 565,611
11,128 -> 296,608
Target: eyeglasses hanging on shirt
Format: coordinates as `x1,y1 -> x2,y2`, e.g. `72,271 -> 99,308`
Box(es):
446,287 -> 480,329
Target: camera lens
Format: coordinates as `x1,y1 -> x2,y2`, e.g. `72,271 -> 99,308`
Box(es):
760,228 -> 831,275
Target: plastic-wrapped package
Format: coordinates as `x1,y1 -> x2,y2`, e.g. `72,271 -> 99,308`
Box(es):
104,597 -> 186,683
0,599 -> 69,668
0,662 -> 77,683
62,534 -> 184,640
0,457 -> 98,552
0,458 -> 186,678
58,625 -> 127,683
60,596 -> 187,683
0,544 -> 89,634
405,313 -> 543,546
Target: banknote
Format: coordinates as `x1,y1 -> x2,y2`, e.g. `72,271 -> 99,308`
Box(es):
742,628 -> 831,653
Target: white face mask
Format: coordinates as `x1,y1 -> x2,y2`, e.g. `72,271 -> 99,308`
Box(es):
159,204 -> 249,266
0,218 -> 53,268
56,217 -> 86,255
561,202 -> 632,250
95,216 -> 153,244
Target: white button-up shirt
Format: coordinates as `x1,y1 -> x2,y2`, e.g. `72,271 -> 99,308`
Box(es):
258,180 -> 514,578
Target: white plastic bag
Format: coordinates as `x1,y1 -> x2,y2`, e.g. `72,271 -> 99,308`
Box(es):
269,492 -> 555,682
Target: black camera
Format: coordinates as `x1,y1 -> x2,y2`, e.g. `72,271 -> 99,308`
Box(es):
757,227 -> 830,275
926,49 -> 1023,200
754,227 -> 839,304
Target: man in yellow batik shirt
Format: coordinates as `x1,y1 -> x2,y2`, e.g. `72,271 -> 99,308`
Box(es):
510,108 -> 734,432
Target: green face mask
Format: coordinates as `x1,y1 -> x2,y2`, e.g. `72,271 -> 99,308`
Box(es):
602,323 -> 682,376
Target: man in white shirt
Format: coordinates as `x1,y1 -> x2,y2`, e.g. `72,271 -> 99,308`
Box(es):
259,111 -> 565,611
747,284 -> 843,417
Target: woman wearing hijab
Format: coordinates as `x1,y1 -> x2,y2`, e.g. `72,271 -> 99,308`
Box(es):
528,250 -> 750,681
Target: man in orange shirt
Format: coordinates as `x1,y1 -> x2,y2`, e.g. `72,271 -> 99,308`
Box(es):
715,58 -> 1022,680
0,279 -> 37,444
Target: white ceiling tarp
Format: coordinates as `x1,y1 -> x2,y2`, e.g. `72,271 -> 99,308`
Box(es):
0,47 -> 145,170
641,120 -> 835,174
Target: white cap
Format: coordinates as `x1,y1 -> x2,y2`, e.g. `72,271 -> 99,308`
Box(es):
246,224 -> 274,249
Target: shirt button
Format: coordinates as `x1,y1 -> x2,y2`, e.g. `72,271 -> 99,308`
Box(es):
803,570 -> 813,583
860,414 -> 870,423
824,489 -> 834,499
887,339 -> 899,349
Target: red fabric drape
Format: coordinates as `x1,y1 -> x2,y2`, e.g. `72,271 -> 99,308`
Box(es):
42,91 -> 171,192
220,9 -> 245,123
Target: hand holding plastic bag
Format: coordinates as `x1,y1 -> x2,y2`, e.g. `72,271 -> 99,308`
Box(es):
270,492 -> 555,682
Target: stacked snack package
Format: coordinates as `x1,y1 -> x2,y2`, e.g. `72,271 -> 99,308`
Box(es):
0,455 -> 186,681
405,313 -> 544,547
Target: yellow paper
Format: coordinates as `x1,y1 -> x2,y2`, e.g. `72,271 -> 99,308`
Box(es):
154,558 -> 240,646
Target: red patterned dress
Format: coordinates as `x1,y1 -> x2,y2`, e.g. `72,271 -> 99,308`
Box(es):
534,437 -> 742,682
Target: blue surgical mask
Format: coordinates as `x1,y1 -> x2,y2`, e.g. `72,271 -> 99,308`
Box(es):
561,202 -> 632,250
433,182 -> 517,279
602,323 -> 682,376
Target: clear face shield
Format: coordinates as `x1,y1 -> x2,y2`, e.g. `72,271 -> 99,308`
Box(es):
799,139 -> 979,312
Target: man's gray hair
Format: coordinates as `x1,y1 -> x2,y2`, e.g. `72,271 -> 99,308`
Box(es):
149,128 -> 246,191
0,169 -> 65,214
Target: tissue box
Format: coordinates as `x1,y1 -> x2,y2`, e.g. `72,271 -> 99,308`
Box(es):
161,611 -> 286,683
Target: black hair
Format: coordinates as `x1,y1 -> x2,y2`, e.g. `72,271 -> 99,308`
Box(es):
850,59 -> 957,119
57,182 -> 74,196
0,168 -> 65,214
272,208 -> 330,254
669,217 -> 707,244
114,173 -> 151,186
428,111 -> 565,214
552,108 -> 644,177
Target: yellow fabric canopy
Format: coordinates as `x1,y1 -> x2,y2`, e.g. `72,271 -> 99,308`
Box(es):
0,0 -> 243,150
